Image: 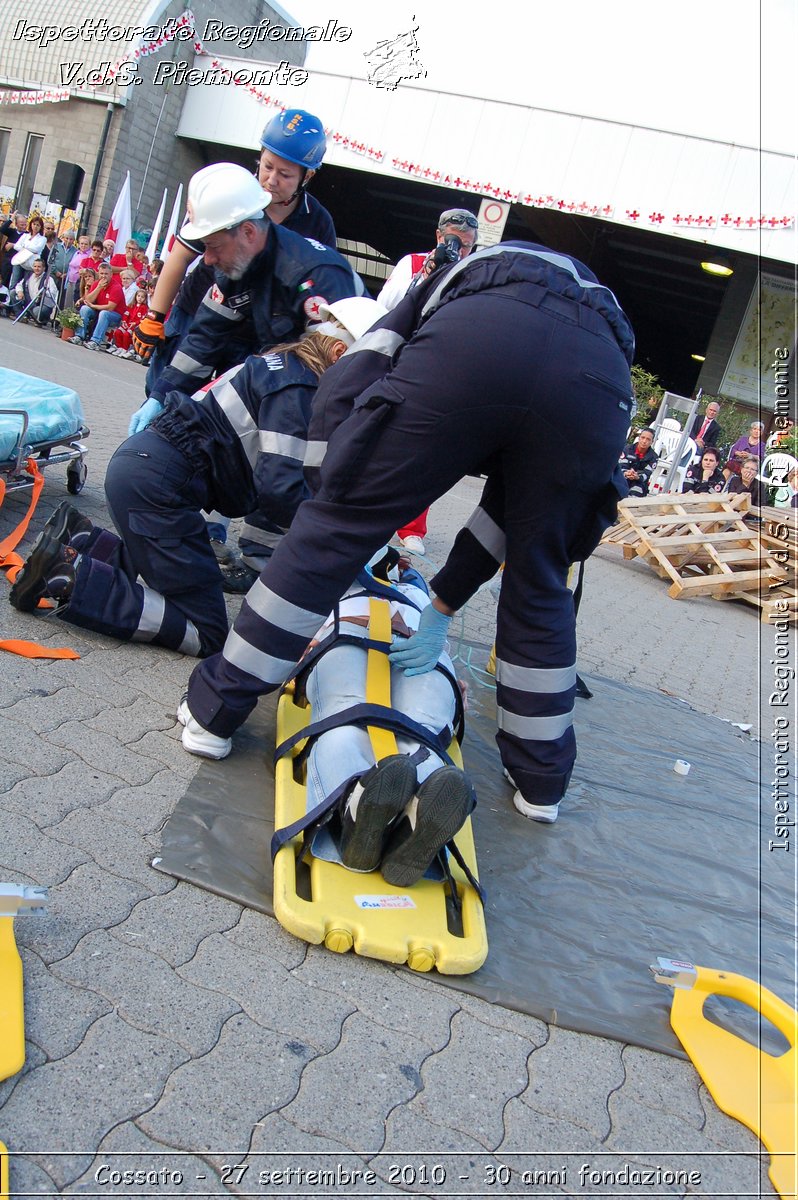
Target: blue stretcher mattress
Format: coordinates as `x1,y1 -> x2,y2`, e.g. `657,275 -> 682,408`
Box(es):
0,368 -> 84,464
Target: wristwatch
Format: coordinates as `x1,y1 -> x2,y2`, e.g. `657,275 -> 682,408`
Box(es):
147,309 -> 165,321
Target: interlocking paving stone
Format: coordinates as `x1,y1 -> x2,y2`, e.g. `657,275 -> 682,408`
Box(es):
405,972 -> 550,1044
223,907 -> 308,970
122,663 -> 195,708
606,1092 -> 722,1151
48,658 -> 143,707
132,727 -> 205,778
0,1040 -> 47,1111
2,761 -> 124,826
85,694 -> 176,743
619,1045 -> 705,1127
92,770 -> 189,837
138,1013 -> 315,1158
17,861 -> 150,965
64,1121 -> 231,1194
293,946 -> 459,1050
4,1153 -> 60,1200
0,1011 -> 189,1190
0,713 -> 71,774
0,805 -> 89,883
52,928 -> 239,1057
281,1011 -> 429,1151
244,1115 -> 386,1200
44,719 -> 165,785
179,933 -> 354,1053
3,685 -> 104,733
20,945 -> 112,1061
113,884 -> 241,967
46,807 -> 172,890
401,1010 -> 531,1150
381,1104 -> 491,1153
498,1099 -> 606,1153
520,1027 -> 624,1139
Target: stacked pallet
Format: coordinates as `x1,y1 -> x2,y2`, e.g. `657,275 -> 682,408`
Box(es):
600,493 -> 798,621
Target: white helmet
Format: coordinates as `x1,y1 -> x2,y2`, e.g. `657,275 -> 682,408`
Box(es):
181,163 -> 272,241
314,297 -> 388,345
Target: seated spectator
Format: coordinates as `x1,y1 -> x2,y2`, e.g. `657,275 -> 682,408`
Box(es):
71,262 -> 125,347
724,421 -> 765,479
109,287 -> 148,357
110,239 -> 141,276
683,447 -> 725,493
119,268 -> 138,307
295,548 -> 474,884
619,427 -> 658,496
77,239 -> 106,299
78,266 -> 99,305
725,455 -> 766,506
10,258 -> 58,325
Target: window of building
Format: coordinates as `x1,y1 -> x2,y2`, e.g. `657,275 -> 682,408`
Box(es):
0,128 -> 10,189
15,133 -> 44,213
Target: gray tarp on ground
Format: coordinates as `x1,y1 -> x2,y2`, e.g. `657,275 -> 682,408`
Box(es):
155,673 -> 790,1058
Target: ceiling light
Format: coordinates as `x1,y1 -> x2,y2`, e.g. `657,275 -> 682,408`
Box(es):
700,252 -> 733,277
691,353 -> 706,362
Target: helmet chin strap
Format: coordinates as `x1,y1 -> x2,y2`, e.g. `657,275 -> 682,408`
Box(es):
267,168 -> 309,209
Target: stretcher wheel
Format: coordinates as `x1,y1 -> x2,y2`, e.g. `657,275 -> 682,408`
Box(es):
66,460 -> 87,494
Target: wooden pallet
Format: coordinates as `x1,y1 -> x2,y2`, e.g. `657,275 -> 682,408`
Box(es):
599,493 -> 797,620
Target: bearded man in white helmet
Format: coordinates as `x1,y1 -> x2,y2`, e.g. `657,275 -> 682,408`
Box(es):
129,162 -> 362,434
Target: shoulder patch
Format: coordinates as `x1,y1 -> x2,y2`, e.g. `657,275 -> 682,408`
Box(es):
304,238 -> 328,252
303,295 -> 328,320
210,283 -> 225,304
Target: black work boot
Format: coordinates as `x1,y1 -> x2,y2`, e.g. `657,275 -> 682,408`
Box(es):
9,533 -> 78,613
42,500 -> 93,549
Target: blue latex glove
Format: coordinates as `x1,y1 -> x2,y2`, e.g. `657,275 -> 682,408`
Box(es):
128,397 -> 163,437
389,603 -> 453,676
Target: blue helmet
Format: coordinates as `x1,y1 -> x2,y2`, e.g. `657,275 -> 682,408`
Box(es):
260,109 -> 327,171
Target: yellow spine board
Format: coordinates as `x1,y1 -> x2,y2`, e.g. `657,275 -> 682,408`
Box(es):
0,917 -> 24,1082
669,966 -> 797,1200
0,1140 -> 8,1200
273,598 -> 488,974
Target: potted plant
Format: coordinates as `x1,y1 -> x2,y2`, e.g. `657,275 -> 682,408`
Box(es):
56,308 -> 82,341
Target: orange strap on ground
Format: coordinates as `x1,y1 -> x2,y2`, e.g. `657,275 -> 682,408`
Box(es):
0,459 -> 79,658
0,639 -> 79,660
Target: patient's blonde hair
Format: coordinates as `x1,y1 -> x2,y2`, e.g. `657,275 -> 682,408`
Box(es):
264,332 -> 345,379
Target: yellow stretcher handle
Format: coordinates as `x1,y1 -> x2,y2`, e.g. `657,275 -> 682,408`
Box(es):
366,599 -> 399,762
668,965 -> 796,1200
0,917 -> 24,1083
1,1139 -> 8,1200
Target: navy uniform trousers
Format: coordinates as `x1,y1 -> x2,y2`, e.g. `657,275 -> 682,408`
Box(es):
187,284 -> 632,802
57,428 -> 228,657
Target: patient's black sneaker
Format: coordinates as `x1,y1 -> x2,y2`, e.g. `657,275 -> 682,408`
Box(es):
339,755 -> 417,873
43,500 -> 93,549
9,533 -> 78,612
381,767 -> 474,887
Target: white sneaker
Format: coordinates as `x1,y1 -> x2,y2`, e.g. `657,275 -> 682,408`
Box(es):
512,791 -> 559,823
177,698 -> 232,760
400,535 -> 426,555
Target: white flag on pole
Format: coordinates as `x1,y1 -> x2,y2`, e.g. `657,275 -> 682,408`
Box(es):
163,183 -> 184,259
145,188 -> 168,262
104,171 -> 132,253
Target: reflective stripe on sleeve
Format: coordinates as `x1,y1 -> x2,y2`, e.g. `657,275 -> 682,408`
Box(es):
222,630 -> 298,685
245,582 -> 327,636
465,506 -> 506,562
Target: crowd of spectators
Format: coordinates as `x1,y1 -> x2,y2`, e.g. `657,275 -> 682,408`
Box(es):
0,210 -> 160,365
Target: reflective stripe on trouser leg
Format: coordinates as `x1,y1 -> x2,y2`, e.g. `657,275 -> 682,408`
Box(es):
56,555 -> 202,656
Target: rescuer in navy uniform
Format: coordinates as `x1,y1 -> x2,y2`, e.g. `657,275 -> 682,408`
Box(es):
177,242 -> 635,825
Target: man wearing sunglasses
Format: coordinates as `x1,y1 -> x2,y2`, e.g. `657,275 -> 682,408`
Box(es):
378,208 -> 478,312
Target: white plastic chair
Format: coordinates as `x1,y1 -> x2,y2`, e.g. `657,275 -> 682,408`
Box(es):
759,453 -> 798,507
649,436 -> 698,494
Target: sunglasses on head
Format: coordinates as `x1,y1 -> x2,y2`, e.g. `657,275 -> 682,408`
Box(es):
439,210 -> 478,230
